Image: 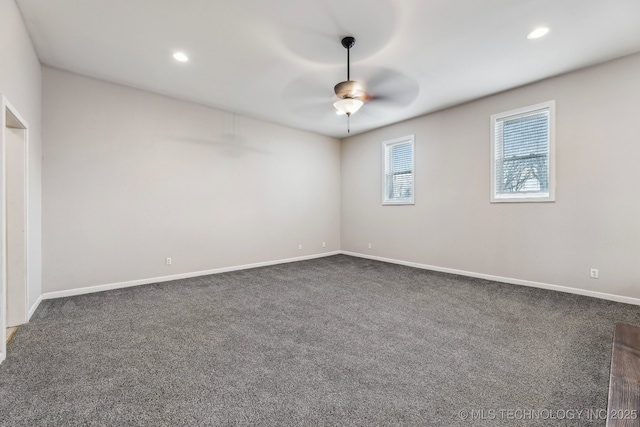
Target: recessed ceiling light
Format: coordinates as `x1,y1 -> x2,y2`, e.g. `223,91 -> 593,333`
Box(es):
527,27 -> 549,40
173,52 -> 189,62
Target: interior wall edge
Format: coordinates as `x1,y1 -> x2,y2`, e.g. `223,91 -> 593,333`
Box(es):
28,294 -> 42,320
0,0 -> 43,323
341,251 -> 640,307
41,251 -> 341,301
42,66 -> 341,294
340,51 -> 640,302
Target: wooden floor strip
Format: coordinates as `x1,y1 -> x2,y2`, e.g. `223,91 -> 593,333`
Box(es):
6,327 -> 17,344
607,323 -> 640,427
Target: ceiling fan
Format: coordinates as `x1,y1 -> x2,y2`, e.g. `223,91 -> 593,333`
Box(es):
282,36 -> 418,134
331,36 -> 418,133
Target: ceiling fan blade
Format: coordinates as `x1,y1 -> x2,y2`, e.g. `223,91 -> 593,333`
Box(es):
282,72 -> 341,120
358,66 -> 420,108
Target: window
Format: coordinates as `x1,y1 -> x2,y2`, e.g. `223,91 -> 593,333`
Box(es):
491,101 -> 555,202
382,135 -> 414,205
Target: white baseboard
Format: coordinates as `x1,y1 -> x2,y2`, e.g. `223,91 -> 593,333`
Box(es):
28,294 -> 42,320
36,249 -> 640,307
41,251 -> 341,300
340,251 -> 640,306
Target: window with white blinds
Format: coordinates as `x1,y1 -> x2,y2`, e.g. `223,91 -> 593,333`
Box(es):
491,101 -> 555,202
382,135 -> 414,205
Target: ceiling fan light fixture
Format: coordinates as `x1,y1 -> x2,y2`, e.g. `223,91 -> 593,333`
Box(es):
333,98 -> 363,116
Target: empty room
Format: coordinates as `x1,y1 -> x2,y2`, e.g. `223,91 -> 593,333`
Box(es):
2,0 -> 640,425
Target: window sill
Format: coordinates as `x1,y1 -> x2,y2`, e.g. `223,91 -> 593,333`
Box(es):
491,193 -> 555,203
383,200 -> 415,206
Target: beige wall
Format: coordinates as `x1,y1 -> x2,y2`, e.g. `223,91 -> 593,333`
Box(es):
0,0 -> 42,310
342,53 -> 640,300
42,67 -> 340,293
39,45 -> 640,301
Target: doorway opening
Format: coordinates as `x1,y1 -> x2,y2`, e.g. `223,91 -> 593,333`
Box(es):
0,95 -> 29,364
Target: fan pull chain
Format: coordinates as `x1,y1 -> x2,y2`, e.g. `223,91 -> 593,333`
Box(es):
347,114 -> 350,133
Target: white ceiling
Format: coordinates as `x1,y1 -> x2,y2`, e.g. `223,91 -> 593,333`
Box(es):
16,0 -> 640,138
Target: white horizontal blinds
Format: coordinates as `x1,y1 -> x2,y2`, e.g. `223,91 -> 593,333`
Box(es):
385,140 -> 413,202
494,107 -> 550,195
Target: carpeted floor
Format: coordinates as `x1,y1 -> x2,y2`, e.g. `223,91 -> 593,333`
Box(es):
1,255 -> 639,426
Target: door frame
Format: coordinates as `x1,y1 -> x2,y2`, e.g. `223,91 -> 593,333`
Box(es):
0,94 -> 30,364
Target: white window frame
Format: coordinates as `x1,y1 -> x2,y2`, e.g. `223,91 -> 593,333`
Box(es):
382,135 -> 415,205
490,101 -> 556,203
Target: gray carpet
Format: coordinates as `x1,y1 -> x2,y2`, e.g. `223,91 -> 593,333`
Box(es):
1,255 -> 639,426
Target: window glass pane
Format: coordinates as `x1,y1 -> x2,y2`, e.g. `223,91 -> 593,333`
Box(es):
496,111 -> 549,195
389,143 -> 412,199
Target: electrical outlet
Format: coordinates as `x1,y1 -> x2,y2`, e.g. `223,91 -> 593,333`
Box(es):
322,242 -> 326,248
590,268 -> 599,279
166,257 -> 172,266
368,243 -> 372,249
298,244 -> 302,250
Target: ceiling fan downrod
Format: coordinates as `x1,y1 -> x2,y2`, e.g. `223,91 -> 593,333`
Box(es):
342,36 -> 355,81
333,36 -> 365,131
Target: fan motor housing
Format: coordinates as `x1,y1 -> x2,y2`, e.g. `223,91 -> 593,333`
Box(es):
334,80 -> 365,100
